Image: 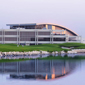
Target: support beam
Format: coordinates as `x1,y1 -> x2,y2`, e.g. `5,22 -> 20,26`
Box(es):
66,35 -> 69,42
50,30 -> 52,44
79,36 -> 82,43
2,29 -> 3,44
35,30 -> 37,45
37,30 -> 38,45
17,29 -> 19,45
52,34 -> 53,44
3,30 -> 5,44
19,29 -> 20,45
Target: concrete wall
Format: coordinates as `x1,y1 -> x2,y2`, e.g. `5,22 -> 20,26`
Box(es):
0,29 -> 81,45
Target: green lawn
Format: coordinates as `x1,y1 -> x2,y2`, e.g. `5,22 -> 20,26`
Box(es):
0,43 -> 68,52
0,43 -> 84,52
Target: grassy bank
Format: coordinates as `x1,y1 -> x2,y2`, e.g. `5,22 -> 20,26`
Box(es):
0,43 -> 67,52
0,43 -> 84,52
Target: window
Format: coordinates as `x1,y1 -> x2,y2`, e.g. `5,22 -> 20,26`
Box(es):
48,25 -> 52,29
43,27 -> 46,29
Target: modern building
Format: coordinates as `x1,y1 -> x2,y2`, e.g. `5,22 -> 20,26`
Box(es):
0,23 -> 81,45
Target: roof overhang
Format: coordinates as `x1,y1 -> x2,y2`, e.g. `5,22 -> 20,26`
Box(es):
6,23 -> 36,26
37,23 -> 78,36
6,23 -> 78,36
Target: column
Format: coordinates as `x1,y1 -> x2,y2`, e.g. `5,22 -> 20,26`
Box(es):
19,29 -> 20,45
2,29 -> 3,44
52,32 -> 53,44
66,35 -> 69,42
37,30 -> 38,45
3,30 -> 5,44
35,30 -> 37,45
79,36 -> 82,43
17,29 -> 18,45
50,30 -> 52,44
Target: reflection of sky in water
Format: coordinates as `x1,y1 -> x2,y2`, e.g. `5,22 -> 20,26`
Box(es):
0,60 -> 77,79
0,60 -> 84,85
53,53 -> 85,57
0,60 -> 80,83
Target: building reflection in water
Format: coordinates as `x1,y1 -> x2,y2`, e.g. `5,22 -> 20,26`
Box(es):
51,67 -> 55,79
0,60 -> 77,80
45,74 -> 48,80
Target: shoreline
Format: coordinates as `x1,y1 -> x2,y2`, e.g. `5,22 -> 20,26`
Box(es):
0,49 -> 85,57
0,55 -> 85,63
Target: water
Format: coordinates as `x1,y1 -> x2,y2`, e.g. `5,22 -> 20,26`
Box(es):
0,59 -> 85,85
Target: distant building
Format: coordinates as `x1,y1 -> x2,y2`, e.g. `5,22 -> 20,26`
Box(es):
0,23 -> 81,45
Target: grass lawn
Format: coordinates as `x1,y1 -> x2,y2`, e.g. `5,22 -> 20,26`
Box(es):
0,43 -> 68,52
0,43 -> 84,52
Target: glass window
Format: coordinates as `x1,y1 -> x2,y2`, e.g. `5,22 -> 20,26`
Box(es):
43,27 -> 46,29
48,25 -> 52,29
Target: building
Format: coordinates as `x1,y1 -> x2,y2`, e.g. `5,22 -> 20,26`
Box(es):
0,23 -> 81,45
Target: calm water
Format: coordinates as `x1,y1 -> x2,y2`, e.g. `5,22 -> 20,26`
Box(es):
0,59 -> 85,85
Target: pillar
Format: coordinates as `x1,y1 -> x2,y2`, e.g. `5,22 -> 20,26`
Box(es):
17,29 -> 19,45
37,30 -> 38,45
2,29 -> 3,44
35,30 -> 37,45
66,35 -> 69,42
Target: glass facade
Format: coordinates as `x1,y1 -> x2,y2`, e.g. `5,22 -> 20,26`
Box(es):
48,25 -> 52,29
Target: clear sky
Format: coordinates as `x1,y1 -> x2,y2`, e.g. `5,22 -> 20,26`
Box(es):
0,0 -> 85,38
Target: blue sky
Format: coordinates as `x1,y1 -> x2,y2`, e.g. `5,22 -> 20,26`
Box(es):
0,0 -> 85,37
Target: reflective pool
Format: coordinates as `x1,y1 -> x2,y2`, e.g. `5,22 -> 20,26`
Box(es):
0,60 -> 85,85
0,60 -> 78,80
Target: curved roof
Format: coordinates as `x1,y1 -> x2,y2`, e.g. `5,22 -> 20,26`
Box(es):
6,23 -> 78,36
37,23 -> 78,36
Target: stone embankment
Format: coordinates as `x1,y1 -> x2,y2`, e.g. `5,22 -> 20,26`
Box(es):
67,49 -> 85,54
0,51 -> 49,57
0,49 -> 85,56
0,49 -> 85,59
